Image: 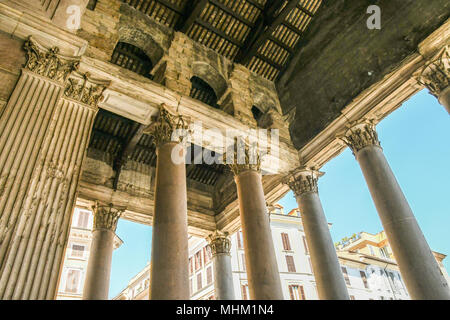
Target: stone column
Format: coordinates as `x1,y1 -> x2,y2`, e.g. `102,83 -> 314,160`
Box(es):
0,37 -> 109,300
229,142 -> 283,300
207,231 -> 235,300
417,45 -> 450,114
146,106 -> 190,300
285,169 -> 350,300
342,121 -> 450,300
83,203 -> 123,300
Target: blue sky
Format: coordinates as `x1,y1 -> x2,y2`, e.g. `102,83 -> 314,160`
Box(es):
109,90 -> 450,298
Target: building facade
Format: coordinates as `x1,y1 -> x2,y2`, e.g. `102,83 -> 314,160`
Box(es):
115,205 -> 448,300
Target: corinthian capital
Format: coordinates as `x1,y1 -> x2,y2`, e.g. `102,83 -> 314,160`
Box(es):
283,168 -> 324,197
340,121 -> 381,155
23,36 -> 79,83
226,137 -> 263,175
92,203 -> 124,232
417,46 -> 450,98
64,72 -> 110,108
207,230 -> 231,256
144,104 -> 190,147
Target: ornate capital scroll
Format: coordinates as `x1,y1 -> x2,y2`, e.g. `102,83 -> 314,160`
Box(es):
92,203 -> 124,232
226,137 -> 263,175
207,230 -> 231,256
340,121 -> 381,155
144,104 -> 190,147
283,168 -> 324,197
23,37 -> 80,83
417,46 -> 450,98
64,72 -> 110,108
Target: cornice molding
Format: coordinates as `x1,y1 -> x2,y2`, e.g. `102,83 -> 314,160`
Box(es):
417,45 -> 450,98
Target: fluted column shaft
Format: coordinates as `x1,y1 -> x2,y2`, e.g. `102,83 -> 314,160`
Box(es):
233,168 -> 283,300
147,107 -> 189,300
83,204 -> 122,300
286,170 -> 349,300
343,122 -> 450,300
208,231 -> 235,300
0,38 -> 108,300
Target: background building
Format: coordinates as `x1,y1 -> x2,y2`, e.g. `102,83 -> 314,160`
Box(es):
57,205 -> 123,300
114,205 -> 449,300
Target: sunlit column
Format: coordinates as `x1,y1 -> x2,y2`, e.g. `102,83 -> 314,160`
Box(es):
83,203 -> 123,300
285,169 -> 349,300
229,142 -> 283,300
146,106 -> 190,300
342,121 -> 450,300
207,231 -> 235,300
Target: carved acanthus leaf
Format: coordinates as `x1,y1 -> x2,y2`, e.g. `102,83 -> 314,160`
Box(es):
92,203 -> 124,232
417,46 -> 450,97
207,230 -> 231,256
23,37 -> 79,83
64,72 -> 110,108
283,168 -> 323,197
341,122 -> 381,155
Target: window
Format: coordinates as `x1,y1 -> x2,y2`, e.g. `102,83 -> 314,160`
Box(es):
360,271 -> 369,289
189,257 -> 193,275
288,285 -> 305,300
204,246 -> 212,264
189,278 -> 193,296
195,251 -> 202,271
302,236 -> 309,254
237,231 -> 244,249
241,284 -> 249,300
111,42 -> 153,79
65,269 -> 81,293
368,245 -> 375,256
70,244 -> 85,258
388,271 -> 398,290
206,267 -> 213,285
241,254 -> 246,271
342,267 -> 351,285
285,255 -> 296,273
281,233 -> 291,250
380,246 -> 389,258
350,295 -> 355,300
190,76 -> 219,108
77,210 -> 90,229
197,273 -> 202,291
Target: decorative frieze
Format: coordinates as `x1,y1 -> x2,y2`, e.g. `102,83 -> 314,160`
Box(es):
92,203 -> 124,232
64,72 -> 110,108
283,168 -> 324,197
207,230 -> 231,256
144,104 -> 190,147
23,37 -> 79,83
340,122 -> 381,155
417,46 -> 450,98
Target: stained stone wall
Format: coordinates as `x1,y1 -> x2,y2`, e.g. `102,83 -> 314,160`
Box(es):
76,0 -> 289,138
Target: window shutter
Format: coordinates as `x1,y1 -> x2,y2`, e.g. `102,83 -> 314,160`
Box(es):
360,271 -> 369,289
302,236 -> 309,254
299,285 -> 306,300
342,267 -> 350,285
281,233 -> 291,250
206,267 -> 212,285
237,231 -> 243,249
288,285 -> 295,300
197,273 -> 202,290
241,285 -> 248,300
241,254 -> 246,271
286,255 -> 296,272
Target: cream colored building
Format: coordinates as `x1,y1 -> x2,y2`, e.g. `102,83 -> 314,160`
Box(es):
56,206 -> 123,300
115,205 -> 448,300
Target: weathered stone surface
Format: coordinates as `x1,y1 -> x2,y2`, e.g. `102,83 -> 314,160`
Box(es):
278,0 -> 450,150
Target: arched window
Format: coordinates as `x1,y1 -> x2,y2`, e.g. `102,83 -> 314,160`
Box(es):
190,76 -> 219,108
111,42 -> 153,79
251,106 -> 264,122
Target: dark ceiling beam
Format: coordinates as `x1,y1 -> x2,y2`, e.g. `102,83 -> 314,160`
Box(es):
296,4 -> 314,17
268,35 -> 293,53
154,0 -> 184,15
255,53 -> 284,71
282,20 -> 303,34
195,19 -> 244,47
235,0 -> 299,65
112,123 -> 147,190
245,0 -> 264,11
176,0 -> 209,32
209,0 -> 255,28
